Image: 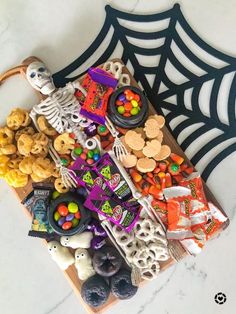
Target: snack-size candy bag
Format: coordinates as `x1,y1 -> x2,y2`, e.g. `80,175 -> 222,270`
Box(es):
95,153 -> 132,201
70,157 -> 111,195
164,186 -> 193,240
179,172 -> 211,227
84,185 -> 140,232
22,190 -> 34,213
28,183 -> 55,240
151,199 -> 168,225
180,202 -> 227,255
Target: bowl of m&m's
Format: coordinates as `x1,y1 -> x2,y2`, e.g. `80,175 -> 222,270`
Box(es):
48,192 -> 91,236
108,86 -> 149,128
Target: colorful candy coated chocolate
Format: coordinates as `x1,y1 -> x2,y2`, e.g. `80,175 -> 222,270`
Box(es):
131,107 -> 139,115
86,158 -> 94,165
68,202 -> 78,213
75,211 -> 81,219
118,93 -> 126,102
62,221 -> 72,230
72,218 -> 79,227
52,190 -> 60,199
117,106 -> 125,114
87,151 -> 94,158
54,211 -> 61,221
131,99 -> 138,107
74,147 -> 83,156
60,158 -> 68,166
80,152 -> 87,160
93,153 -> 100,162
93,148 -> 100,154
66,213 -> 75,221
124,102 -> 132,111
116,99 -> 123,106
58,217 -> 66,227
58,204 -> 69,216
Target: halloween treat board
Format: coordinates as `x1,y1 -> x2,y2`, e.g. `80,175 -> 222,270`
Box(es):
0,58 -> 229,314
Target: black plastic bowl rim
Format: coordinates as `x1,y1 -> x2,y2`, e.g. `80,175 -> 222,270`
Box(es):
48,192 -> 91,236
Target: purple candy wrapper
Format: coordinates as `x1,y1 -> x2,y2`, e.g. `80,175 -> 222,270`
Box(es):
84,185 -> 140,232
95,153 -> 133,201
69,157 -> 111,196
88,67 -> 118,88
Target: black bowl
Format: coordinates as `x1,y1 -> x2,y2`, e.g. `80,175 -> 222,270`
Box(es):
107,85 -> 149,128
48,192 -> 91,236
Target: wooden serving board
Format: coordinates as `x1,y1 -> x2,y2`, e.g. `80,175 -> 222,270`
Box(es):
11,59 -> 229,314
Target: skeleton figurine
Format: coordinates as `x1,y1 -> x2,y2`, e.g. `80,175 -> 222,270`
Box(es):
26,60 -> 91,143
26,60 -> 91,188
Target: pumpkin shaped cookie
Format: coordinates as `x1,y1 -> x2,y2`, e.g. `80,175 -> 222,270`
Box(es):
142,140 -> 161,158
144,118 -> 160,139
136,157 -> 156,173
124,130 -> 145,151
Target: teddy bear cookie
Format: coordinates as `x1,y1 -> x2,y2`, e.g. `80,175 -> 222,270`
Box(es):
121,115 -> 171,172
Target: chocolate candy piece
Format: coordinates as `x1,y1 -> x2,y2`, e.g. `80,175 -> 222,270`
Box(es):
52,190 -> 60,200
81,275 -> 110,308
84,123 -> 97,137
62,221 -> 72,230
68,202 -> 78,213
58,217 -> 66,227
54,211 -> 61,222
72,218 -> 79,227
91,236 -> 106,250
94,224 -> 107,237
66,213 -> 74,221
110,269 -> 138,299
93,153 -> 100,162
74,147 -> 83,156
57,204 -> 68,217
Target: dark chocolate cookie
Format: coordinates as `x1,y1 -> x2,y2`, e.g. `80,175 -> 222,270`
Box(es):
81,275 -> 110,308
93,246 -> 122,277
110,269 -> 138,299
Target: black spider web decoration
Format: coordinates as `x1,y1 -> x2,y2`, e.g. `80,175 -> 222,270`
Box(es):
52,3 -> 236,181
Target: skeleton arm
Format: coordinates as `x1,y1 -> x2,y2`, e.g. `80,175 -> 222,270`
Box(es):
65,81 -> 87,97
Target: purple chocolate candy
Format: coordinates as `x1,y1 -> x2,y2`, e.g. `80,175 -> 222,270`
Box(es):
87,218 -> 100,232
94,224 -> 107,237
118,93 -> 126,102
58,217 -> 66,227
91,236 -> 106,250
66,214 -> 74,222
84,123 -> 97,137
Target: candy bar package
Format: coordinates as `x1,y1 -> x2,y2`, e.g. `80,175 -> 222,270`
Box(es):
95,153 -> 133,201
28,184 -> 54,240
22,190 -> 34,213
78,68 -> 117,124
70,157 -> 111,196
84,185 -> 140,232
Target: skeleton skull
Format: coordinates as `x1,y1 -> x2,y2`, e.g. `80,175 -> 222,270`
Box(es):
26,61 -> 55,95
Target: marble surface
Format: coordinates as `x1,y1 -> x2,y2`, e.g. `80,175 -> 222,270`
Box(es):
0,1 -> 235,314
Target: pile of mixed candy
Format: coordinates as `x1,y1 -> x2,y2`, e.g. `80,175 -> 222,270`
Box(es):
0,59 -> 227,308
